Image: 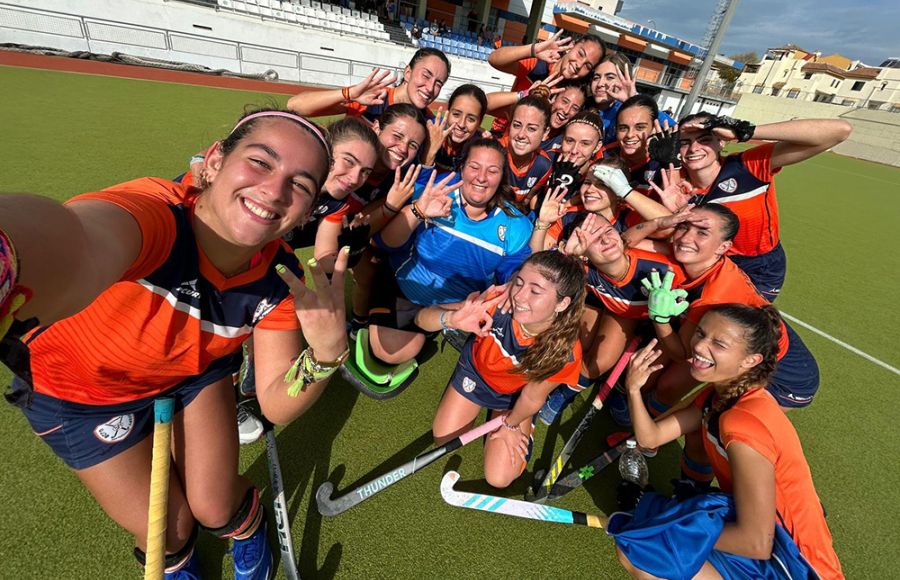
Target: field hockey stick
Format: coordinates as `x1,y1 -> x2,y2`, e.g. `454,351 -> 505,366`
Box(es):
528,338 -> 640,502
145,397 -> 175,580
261,416 -> 301,580
441,471 -> 607,529
316,415 -> 504,516
543,384 -> 708,503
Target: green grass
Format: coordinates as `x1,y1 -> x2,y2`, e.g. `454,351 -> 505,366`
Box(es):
2,65 -> 899,578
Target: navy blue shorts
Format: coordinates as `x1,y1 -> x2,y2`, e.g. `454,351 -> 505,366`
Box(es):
766,322 -> 819,408
17,353 -> 241,470
450,338 -> 518,411
730,242 -> 786,302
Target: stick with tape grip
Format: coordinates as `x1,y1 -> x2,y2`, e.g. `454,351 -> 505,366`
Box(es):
145,397 -> 175,580
316,416 -> 505,516
442,471 -> 607,529
528,338 -> 640,503
262,416 -> 301,580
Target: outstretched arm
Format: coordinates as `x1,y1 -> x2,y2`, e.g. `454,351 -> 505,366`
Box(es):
756,118 -> 852,169
487,30 -> 572,74
287,68 -> 397,117
0,195 -> 141,325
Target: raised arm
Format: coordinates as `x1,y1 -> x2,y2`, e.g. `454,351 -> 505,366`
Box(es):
624,340 -> 701,448
1,195 -> 142,325
530,184 -> 568,253
377,171 -> 457,249
254,248 -> 350,424
488,30 -> 571,75
756,118 -> 852,169
287,68 -> 397,117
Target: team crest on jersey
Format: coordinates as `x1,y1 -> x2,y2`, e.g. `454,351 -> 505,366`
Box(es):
644,169 -> 657,183
94,414 -> 135,444
526,177 -> 537,188
313,203 -> 330,216
497,225 -> 507,242
462,377 -> 477,393
717,178 -> 738,193
252,299 -> 277,325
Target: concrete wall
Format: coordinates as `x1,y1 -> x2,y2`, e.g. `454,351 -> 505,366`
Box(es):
0,0 -> 515,97
734,93 -> 900,166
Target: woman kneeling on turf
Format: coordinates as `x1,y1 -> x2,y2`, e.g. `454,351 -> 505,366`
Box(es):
417,251 -> 585,488
613,305 -> 843,579
0,108 -> 346,579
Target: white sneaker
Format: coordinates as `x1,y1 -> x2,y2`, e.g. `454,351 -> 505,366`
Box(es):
237,405 -> 264,445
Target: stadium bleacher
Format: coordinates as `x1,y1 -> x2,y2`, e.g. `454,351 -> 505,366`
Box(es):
217,0 -> 390,42
398,14 -> 498,62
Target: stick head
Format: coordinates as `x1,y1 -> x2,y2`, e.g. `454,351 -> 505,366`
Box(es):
439,470 -> 463,505
315,481 -> 337,516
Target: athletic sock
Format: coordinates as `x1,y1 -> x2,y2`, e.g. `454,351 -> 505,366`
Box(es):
680,451 -> 714,485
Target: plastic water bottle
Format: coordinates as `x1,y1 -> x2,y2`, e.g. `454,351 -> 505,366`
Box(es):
619,438 -> 649,488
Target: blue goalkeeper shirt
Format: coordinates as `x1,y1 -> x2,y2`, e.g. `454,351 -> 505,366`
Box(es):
374,172 -> 532,306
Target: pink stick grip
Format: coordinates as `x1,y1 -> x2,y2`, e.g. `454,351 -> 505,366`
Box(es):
594,337 -> 641,403
459,415 -> 505,445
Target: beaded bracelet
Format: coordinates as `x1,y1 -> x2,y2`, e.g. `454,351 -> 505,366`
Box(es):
410,201 -> 426,221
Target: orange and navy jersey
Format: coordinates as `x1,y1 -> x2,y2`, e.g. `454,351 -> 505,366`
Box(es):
507,148 -> 553,203
471,305 -> 582,394
694,387 -> 845,579
490,58 -> 552,135
540,132 -> 564,158
434,136 -> 474,173
586,247 -> 684,319
687,143 -> 781,257
24,178 -> 304,406
346,86 -> 435,125
628,157 -> 663,196
680,258 -> 789,358
322,170 -> 397,225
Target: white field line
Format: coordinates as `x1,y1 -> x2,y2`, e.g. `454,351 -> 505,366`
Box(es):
782,312 -> 900,378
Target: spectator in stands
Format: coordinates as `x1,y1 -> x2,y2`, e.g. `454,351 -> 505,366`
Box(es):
385,0 -> 396,22
477,25 -> 485,47
467,9 -> 478,33
411,22 -> 422,46
287,48 -> 450,123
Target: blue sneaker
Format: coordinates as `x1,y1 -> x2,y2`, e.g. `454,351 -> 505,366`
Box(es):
605,387 -> 632,427
538,385 -> 576,426
165,550 -> 202,580
232,518 -> 273,580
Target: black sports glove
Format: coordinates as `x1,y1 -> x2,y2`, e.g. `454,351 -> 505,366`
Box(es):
648,129 -> 682,168
700,115 -> 755,142
549,160 -> 581,200
337,222 -> 372,268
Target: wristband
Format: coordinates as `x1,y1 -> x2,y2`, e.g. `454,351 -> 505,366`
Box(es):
534,220 -> 551,231
439,310 -> 451,331
502,418 -> 521,432
530,43 -> 536,58
341,86 -> 352,103
516,90 -> 525,101
283,346 -> 349,397
383,201 -> 400,215
410,201 -> 426,221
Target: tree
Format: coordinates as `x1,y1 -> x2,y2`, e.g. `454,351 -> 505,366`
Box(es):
718,51 -> 760,87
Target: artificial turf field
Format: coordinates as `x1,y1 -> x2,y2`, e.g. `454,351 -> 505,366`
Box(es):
1,64 -> 899,579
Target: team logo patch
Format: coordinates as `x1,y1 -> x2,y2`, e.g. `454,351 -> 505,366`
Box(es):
644,170 -> 656,183
526,177 -> 537,188
497,225 -> 507,242
717,178 -> 738,193
462,377 -> 477,393
313,203 -> 330,216
253,298 -> 277,325
94,414 -> 135,444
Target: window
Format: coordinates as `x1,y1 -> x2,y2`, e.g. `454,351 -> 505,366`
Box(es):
890,104 -> 900,113
851,81 -> 865,91
771,87 -> 780,96
867,101 -> 884,110
804,73 -> 812,80
753,84 -> 764,94
787,89 -> 800,99
842,99 -> 855,106
832,79 -> 840,88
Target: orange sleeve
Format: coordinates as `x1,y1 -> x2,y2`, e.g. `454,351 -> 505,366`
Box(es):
344,101 -> 367,117
739,143 -> 781,182
255,295 -> 301,331
517,58 -> 539,79
547,342 -> 582,385
67,179 -> 179,281
720,405 -> 778,465
323,201 -> 352,223
546,218 -> 564,243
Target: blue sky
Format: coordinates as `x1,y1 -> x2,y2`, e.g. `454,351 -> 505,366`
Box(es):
617,0 -> 899,66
